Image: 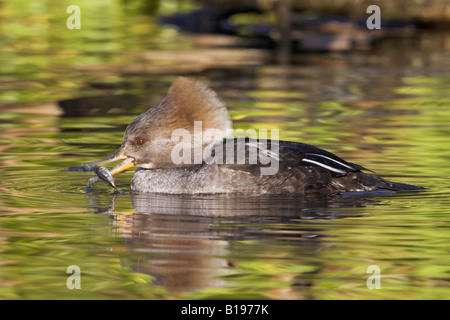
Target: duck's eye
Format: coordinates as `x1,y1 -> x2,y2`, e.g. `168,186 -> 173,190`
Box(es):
136,138 -> 146,146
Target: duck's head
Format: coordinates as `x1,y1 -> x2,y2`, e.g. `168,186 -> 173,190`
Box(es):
83,77 -> 232,175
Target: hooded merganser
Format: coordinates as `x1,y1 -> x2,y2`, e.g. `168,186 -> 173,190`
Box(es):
81,77 -> 423,195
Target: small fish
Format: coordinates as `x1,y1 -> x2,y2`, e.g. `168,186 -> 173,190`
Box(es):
78,156 -> 134,192
89,166 -> 118,190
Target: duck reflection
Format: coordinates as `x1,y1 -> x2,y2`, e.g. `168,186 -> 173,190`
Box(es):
86,192 -> 380,295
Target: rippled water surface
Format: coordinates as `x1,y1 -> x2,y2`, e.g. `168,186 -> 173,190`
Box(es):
1,0 -> 450,299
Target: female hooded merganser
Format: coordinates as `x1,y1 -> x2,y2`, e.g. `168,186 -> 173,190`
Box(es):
81,77 -> 423,195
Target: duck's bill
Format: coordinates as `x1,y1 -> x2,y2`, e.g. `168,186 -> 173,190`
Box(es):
109,157 -> 135,175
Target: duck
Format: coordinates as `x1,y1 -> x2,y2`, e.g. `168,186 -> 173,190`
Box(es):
81,77 -> 423,195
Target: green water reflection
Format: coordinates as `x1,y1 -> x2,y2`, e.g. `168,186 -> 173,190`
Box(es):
1,0 -> 450,300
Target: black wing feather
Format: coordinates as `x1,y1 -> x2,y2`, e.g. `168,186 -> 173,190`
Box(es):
211,138 -> 371,177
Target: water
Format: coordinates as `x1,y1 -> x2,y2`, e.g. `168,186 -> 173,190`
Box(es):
1,0 -> 450,300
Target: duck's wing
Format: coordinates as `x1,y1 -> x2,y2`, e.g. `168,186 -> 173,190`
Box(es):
208,138 -> 371,177
277,140 -> 372,176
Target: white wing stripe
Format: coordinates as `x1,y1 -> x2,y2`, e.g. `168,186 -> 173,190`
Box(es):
301,158 -> 347,174
305,153 -> 355,170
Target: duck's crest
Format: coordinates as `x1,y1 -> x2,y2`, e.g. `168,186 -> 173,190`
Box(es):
157,77 -> 232,133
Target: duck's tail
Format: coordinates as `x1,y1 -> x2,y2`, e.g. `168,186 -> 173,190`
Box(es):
330,172 -> 425,194
377,178 -> 425,191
